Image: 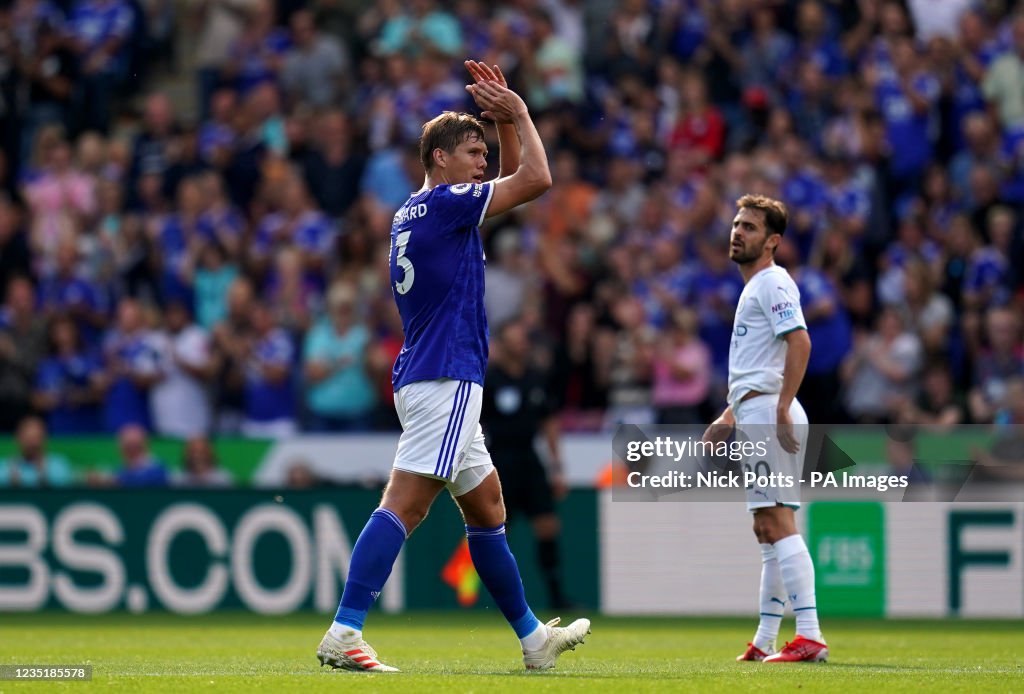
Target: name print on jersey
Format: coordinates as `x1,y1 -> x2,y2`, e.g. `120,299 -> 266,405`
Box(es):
394,203 -> 429,225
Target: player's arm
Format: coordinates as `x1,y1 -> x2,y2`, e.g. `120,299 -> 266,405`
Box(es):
703,405 -> 735,444
466,61 -> 520,177
542,413 -> 568,499
466,80 -> 551,218
778,328 -> 811,413
777,328 -> 811,453
542,414 -> 562,475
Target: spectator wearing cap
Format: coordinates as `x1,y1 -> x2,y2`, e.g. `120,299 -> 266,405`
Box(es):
0,416 -> 74,487
302,283 -> 377,432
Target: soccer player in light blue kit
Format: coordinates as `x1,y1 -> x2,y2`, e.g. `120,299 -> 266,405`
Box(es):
316,61 -> 590,673
705,195 -> 828,663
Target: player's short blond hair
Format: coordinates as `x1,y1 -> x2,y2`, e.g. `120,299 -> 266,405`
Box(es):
736,194 -> 788,237
420,112 -> 486,172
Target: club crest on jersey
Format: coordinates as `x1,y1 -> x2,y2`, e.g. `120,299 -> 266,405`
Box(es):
450,183 -> 473,194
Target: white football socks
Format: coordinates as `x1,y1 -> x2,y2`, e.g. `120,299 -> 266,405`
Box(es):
774,534 -> 824,643
753,543 -> 785,652
520,622 -> 549,652
329,623 -> 361,642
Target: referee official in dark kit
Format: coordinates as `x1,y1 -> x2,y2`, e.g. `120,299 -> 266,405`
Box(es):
481,317 -> 572,609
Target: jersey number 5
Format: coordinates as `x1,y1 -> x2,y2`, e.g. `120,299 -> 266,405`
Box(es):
393,231 -> 415,295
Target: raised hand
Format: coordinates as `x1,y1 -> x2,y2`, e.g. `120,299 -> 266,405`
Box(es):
465,61 -> 517,123
465,79 -> 527,125
465,59 -> 508,89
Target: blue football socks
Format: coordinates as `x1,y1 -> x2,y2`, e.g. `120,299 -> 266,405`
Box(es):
333,508 -> 407,632
466,524 -> 543,641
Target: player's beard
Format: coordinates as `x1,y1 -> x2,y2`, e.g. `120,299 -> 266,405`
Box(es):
729,239 -> 764,265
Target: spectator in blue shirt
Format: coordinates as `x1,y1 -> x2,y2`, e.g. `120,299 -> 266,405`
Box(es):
303,283 -> 377,432
0,416 -> 75,487
102,298 -> 162,432
32,315 -> 104,434
872,37 -> 940,195
66,0 -> 134,133
114,423 -> 170,487
38,240 -> 107,347
789,0 -> 847,80
241,302 -> 296,438
252,172 -> 335,287
778,240 -> 852,424
223,0 -> 290,95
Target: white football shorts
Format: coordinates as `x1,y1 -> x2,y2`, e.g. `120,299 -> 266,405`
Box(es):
393,378 -> 494,497
733,393 -> 808,512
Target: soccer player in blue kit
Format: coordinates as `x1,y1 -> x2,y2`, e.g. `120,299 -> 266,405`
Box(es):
316,61 -> 590,673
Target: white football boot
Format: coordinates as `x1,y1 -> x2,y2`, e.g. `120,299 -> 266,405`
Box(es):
522,617 -> 592,670
317,630 -> 400,673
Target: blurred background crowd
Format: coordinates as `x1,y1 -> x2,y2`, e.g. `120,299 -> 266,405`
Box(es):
0,0 -> 1023,486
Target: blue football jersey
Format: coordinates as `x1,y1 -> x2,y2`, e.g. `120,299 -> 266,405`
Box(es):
390,182 -> 494,390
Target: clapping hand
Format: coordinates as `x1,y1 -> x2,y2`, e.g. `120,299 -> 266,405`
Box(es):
465,61 -> 523,124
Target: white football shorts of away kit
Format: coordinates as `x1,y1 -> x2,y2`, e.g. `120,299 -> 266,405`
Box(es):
733,393 -> 808,511
393,378 -> 494,497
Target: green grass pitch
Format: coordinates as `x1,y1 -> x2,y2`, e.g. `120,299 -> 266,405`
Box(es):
1,612 -> 1021,692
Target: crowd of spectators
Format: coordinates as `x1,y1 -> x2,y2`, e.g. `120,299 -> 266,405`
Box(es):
0,0 -> 1023,481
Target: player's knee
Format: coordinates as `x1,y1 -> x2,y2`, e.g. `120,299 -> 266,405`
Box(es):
403,507 -> 429,533
383,505 -> 427,534
753,514 -> 778,543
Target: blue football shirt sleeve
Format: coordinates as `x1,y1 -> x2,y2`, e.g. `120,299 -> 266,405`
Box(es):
434,182 -> 494,229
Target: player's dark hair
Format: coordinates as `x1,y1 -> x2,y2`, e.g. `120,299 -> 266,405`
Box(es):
420,112 -> 486,172
736,194 -> 788,237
